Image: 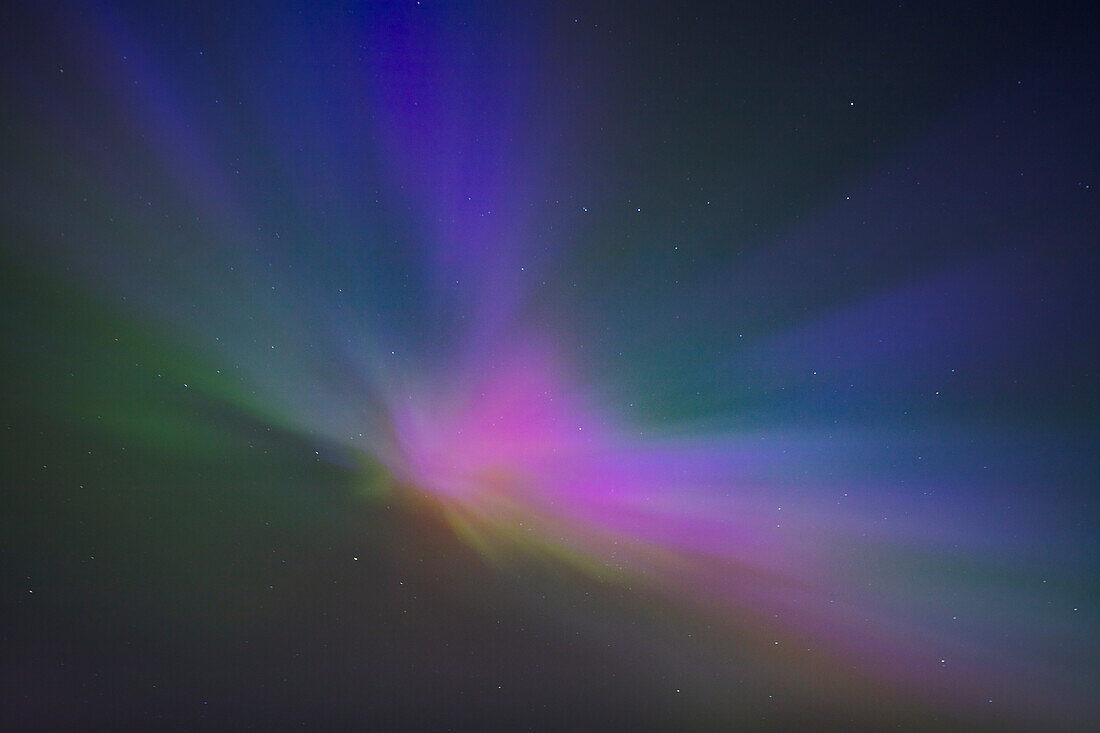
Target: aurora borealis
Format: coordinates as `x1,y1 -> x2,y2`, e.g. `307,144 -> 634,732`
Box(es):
2,1 -> 1098,729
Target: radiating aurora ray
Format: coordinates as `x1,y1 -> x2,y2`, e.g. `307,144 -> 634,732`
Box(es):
2,1 -> 1096,728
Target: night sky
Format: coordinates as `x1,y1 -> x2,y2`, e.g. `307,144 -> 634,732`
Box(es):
2,1 -> 1098,730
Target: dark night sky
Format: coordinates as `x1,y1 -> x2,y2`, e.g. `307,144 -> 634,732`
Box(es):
2,1 -> 1097,730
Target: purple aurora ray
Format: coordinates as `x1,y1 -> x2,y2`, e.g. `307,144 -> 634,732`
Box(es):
1,1 -> 1096,728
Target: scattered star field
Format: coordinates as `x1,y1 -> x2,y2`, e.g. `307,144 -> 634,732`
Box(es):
1,1 -> 1097,730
